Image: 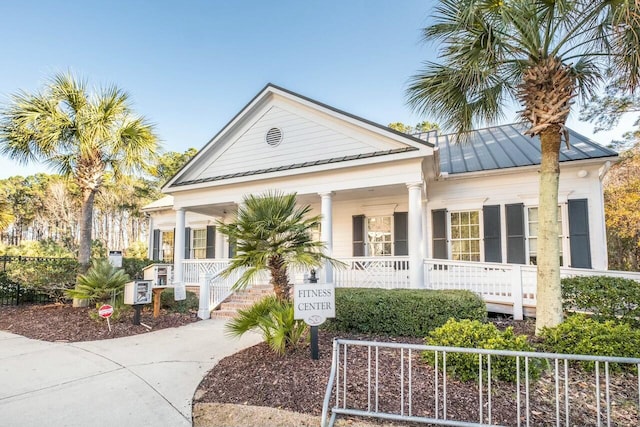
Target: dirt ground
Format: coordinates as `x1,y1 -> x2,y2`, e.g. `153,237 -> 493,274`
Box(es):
0,303 -> 197,342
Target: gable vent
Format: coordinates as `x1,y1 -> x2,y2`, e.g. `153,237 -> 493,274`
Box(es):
265,127 -> 283,146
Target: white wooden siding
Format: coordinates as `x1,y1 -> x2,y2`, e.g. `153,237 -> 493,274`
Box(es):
426,163 -> 607,269
191,103 -> 411,181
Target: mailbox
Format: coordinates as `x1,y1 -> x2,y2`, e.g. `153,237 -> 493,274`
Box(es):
124,280 -> 152,305
142,264 -> 172,287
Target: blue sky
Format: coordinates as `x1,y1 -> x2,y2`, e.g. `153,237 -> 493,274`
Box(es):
0,0 -> 634,179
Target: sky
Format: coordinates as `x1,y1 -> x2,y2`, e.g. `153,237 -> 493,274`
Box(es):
0,0 -> 635,179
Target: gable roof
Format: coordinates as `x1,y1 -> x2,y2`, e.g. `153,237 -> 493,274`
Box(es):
164,84 -> 432,191
424,123 -> 618,175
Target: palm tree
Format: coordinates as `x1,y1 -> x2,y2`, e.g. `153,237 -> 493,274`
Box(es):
406,0 -> 640,332
217,191 -> 338,302
0,73 -> 157,277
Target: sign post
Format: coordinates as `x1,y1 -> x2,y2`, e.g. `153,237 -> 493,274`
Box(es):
98,304 -> 114,332
294,282 -> 335,360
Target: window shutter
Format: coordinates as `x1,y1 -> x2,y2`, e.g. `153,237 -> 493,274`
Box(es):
506,203 -> 526,264
432,209 -> 447,259
483,205 -> 502,262
228,237 -> 237,259
568,199 -> 592,268
352,215 -> 365,257
184,227 -> 191,259
206,226 -> 216,259
152,229 -> 160,261
393,212 -> 408,256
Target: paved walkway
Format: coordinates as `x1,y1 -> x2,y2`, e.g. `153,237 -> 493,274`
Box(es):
0,319 -> 262,427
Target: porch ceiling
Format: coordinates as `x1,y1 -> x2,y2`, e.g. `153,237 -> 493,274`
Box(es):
182,183 -> 411,217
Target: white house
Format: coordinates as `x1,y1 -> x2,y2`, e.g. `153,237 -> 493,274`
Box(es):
143,84 -> 625,317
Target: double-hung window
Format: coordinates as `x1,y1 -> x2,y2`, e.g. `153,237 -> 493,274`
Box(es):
366,216 -> 392,256
450,210 -> 481,261
527,206 -> 564,266
192,229 -> 207,259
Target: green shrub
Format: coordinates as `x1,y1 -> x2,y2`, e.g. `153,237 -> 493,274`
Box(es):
226,295 -> 308,355
540,314 -> 640,372
562,275 -> 640,325
6,258 -> 79,294
323,288 -> 485,337
66,259 -> 130,304
423,319 -> 543,382
122,257 -> 154,280
160,288 -> 199,313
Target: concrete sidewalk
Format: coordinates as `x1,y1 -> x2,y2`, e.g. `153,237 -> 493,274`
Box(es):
0,319 -> 261,427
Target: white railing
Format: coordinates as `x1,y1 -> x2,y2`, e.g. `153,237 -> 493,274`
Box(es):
183,259 -> 232,285
334,257 -> 410,289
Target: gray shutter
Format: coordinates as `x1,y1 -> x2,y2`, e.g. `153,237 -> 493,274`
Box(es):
228,237 -> 237,259
483,205 -> 502,263
205,226 -> 216,259
184,227 -> 191,259
152,229 -> 160,261
432,209 -> 447,259
352,215 -> 365,256
568,199 -> 592,268
506,203 -> 526,264
393,212 -> 408,256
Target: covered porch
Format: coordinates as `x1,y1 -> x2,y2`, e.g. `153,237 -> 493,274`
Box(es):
182,256 -> 640,321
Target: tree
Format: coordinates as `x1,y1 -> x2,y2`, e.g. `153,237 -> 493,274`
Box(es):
216,191 -> 337,302
388,121 -> 440,134
406,0 -> 640,332
604,141 -> 640,270
0,73 -> 157,281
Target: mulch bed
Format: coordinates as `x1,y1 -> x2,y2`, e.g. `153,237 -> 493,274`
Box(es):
0,303 -> 198,342
196,321 -> 639,426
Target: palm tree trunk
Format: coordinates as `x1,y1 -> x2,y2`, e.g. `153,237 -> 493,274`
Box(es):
73,188 -> 95,308
535,126 -> 563,333
269,255 -> 291,301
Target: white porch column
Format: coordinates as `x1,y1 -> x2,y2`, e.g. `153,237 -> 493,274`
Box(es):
319,192 -> 333,283
215,225 -> 225,259
407,182 -> 425,288
147,215 -> 154,260
173,208 -> 185,284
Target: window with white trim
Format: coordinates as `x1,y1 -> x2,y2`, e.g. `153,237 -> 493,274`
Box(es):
450,210 -> 481,261
527,206 -> 564,266
192,229 -> 207,259
366,216 -> 392,256
161,230 -> 174,263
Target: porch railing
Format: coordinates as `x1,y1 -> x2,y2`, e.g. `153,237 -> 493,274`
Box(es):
183,259 -> 232,285
322,338 -> 640,427
334,257 -> 410,289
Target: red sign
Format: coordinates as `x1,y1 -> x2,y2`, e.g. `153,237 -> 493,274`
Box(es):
98,304 -> 114,318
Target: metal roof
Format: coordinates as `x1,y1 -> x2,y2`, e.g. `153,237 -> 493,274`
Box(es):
423,123 -> 618,175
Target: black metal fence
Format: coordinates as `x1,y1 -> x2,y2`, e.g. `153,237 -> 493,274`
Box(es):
0,255 -> 75,306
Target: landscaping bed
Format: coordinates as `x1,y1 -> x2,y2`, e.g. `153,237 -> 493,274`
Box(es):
195,320 -> 639,426
0,303 -> 198,342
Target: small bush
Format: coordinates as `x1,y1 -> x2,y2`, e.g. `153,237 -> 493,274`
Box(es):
226,295 -> 307,355
6,258 -> 79,293
423,319 -> 543,382
122,257 -> 154,280
562,275 -> 640,325
160,288 -> 199,313
324,288 -> 485,337
540,314 -> 640,372
66,259 -> 130,304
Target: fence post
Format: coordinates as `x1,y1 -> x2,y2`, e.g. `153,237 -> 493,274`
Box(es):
198,272 -> 213,320
15,283 -> 20,306
512,265 -> 524,320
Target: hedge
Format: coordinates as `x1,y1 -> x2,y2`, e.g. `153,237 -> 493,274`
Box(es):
562,275 -> 640,325
323,288 -> 486,337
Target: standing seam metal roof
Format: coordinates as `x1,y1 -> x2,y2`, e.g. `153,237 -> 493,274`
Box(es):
424,123 -> 617,175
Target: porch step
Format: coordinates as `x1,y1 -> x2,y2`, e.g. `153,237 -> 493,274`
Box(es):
212,285 -> 275,318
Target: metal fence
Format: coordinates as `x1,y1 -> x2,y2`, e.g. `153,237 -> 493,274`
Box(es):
0,255 -> 75,306
321,339 -> 640,427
